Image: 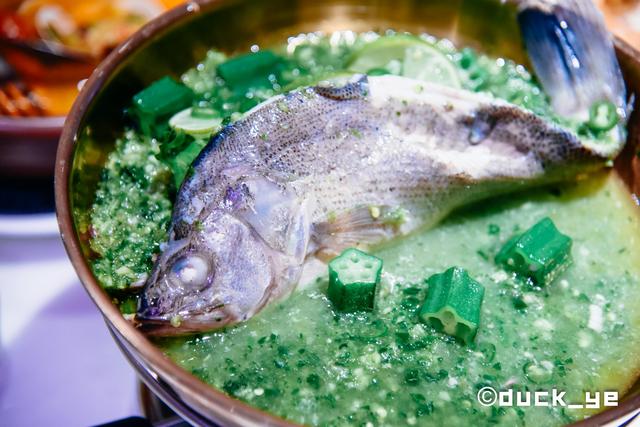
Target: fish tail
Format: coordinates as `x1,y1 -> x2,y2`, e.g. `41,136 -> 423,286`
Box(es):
517,0 -> 627,121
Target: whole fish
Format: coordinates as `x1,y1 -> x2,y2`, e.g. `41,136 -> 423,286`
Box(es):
136,75 -> 624,336
137,1 -> 628,336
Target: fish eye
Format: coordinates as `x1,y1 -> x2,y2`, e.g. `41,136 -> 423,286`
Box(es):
170,255 -> 211,290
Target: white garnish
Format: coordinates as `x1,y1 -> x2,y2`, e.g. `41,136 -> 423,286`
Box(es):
578,331 -> 592,348
594,294 -> 607,305
534,318 -> 554,331
523,293 -> 541,306
409,324 -> 426,339
588,304 -> 604,332
491,271 -> 508,282
374,407 -> 387,418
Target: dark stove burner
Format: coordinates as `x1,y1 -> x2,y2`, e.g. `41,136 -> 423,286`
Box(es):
93,384 -> 192,427
0,175 -> 55,214
139,382 -> 189,426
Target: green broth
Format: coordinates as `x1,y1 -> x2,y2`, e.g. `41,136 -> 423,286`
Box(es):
159,174 -> 640,426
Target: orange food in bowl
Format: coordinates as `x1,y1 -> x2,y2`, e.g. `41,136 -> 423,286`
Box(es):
596,0 -> 640,46
29,81 -> 79,117
1,0 -> 184,118
17,0 -> 166,58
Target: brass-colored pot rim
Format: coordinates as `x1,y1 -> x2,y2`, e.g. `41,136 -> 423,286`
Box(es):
54,1 -> 640,425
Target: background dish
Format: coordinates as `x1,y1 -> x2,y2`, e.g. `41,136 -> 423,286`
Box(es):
0,0 -> 184,178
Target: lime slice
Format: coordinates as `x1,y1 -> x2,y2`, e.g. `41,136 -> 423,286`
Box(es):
347,35 -> 461,88
169,108 -> 223,136
402,45 -> 461,88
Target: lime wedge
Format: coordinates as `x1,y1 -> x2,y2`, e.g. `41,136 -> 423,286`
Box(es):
347,35 -> 461,88
169,108 -> 223,136
402,45 -> 461,88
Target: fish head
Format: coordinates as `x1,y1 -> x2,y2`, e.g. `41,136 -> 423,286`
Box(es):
137,209 -> 278,336
137,174 -> 310,336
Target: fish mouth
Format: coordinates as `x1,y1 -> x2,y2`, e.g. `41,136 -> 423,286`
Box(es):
135,307 -> 232,337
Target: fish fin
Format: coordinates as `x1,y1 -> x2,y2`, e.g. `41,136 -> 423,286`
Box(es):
312,205 -> 407,256
518,0 -> 627,120
314,74 -> 369,100
235,176 -> 312,263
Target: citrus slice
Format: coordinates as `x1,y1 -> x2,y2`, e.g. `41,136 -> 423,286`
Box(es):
347,35 -> 461,88
169,108 -> 223,136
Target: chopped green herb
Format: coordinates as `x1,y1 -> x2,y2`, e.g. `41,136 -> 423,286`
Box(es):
168,139 -> 207,188
350,128 -> 363,138
117,296 -> 138,314
381,207 -> 407,226
587,100 -> 619,132
132,77 -> 194,134
217,50 -> 282,90
488,224 -> 500,235
277,101 -> 290,113
366,67 -> 392,76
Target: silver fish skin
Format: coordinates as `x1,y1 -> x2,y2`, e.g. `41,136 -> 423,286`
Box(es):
136,74 -> 623,336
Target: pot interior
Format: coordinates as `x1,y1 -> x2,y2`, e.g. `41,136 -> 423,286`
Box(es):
62,0 -> 640,424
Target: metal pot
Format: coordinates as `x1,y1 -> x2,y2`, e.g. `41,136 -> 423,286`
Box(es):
55,0 -> 640,425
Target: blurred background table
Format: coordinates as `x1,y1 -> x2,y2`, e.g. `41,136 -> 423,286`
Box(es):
0,234 -> 143,426
0,177 -> 142,426
0,1 -> 183,425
